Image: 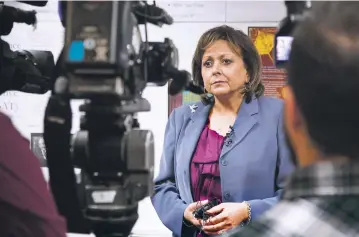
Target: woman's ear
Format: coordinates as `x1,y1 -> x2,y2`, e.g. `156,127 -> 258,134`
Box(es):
245,70 -> 249,82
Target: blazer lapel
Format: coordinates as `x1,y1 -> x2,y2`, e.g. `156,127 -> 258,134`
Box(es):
179,102 -> 211,203
220,98 -> 259,158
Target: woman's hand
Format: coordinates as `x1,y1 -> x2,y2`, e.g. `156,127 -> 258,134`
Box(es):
183,200 -> 209,227
201,202 -> 249,235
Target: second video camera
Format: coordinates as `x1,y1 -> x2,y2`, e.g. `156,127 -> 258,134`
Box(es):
0,1 -> 55,94
274,1 -> 312,68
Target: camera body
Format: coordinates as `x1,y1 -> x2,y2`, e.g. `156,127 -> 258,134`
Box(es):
64,1 -> 143,99
273,1 -> 312,68
62,1 -> 185,101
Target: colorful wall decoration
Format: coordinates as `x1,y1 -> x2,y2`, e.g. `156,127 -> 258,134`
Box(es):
248,27 -> 287,99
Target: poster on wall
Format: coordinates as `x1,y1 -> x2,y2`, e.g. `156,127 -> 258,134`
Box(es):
248,27 -> 287,99
168,89 -> 201,117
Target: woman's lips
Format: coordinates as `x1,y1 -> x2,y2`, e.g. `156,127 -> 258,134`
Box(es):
212,81 -> 226,85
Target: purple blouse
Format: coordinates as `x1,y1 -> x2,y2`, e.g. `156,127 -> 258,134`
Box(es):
190,123 -> 225,237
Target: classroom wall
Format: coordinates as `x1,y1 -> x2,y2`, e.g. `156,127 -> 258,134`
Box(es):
1,1 -> 285,235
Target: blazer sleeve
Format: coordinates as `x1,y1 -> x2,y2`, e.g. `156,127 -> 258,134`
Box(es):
151,109 -> 188,237
247,107 -> 295,220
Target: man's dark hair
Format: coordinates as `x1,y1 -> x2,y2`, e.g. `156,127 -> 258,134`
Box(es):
288,2 -> 359,158
192,25 -> 264,104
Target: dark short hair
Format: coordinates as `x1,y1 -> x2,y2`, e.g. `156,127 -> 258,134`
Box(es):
191,25 -> 264,104
288,2 -> 359,159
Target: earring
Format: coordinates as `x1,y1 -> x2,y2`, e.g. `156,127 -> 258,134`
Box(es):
204,88 -> 214,99
204,88 -> 211,95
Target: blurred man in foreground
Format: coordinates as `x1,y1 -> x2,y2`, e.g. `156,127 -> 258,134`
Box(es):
220,2 -> 359,236
0,111 -> 67,236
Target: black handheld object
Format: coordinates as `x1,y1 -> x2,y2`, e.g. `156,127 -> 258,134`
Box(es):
193,199 -> 219,221
44,2 -> 204,237
0,1 -> 55,95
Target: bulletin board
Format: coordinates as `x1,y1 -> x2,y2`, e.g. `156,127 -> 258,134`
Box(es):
248,27 -> 287,99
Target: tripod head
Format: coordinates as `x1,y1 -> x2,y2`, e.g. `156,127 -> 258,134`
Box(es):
43,1 -> 204,237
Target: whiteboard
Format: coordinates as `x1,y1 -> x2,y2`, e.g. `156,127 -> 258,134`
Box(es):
156,1 -> 286,23
225,1 -> 286,22
157,1 -> 226,22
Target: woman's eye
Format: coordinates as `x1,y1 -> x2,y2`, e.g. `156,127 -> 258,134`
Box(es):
203,61 -> 212,67
223,59 -> 232,64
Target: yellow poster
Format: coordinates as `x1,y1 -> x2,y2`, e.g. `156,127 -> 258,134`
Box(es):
248,27 -> 287,99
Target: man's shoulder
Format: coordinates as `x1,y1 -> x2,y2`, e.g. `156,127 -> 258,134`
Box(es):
0,112 -> 28,143
0,112 -> 14,129
227,198 -> 350,237
0,112 -> 67,236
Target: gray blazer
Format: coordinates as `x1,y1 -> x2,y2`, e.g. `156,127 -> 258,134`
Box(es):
151,96 -> 295,237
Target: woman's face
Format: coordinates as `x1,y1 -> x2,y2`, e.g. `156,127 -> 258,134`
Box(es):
201,40 -> 248,98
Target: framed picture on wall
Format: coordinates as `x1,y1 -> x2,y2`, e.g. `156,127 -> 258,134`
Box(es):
248,26 -> 288,99
30,133 -> 47,167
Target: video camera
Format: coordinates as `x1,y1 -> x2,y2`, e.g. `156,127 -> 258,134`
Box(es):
39,1 -> 203,237
0,1 -> 55,94
274,1 -> 312,68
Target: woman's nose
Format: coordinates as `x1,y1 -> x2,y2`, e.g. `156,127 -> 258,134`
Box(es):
211,61 -> 222,75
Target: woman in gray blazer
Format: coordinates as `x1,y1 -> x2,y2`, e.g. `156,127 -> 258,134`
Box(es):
151,25 -> 295,237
